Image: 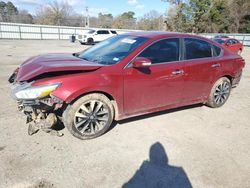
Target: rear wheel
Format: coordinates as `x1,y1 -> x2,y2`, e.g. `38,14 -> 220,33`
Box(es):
206,77 -> 232,108
63,93 -> 114,140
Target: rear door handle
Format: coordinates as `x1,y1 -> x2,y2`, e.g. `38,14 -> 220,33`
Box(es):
211,63 -> 221,68
172,70 -> 184,75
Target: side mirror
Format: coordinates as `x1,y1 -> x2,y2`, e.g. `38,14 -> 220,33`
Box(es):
132,57 -> 152,68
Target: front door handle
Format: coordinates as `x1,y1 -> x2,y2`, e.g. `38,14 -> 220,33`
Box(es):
172,70 -> 184,75
211,63 -> 221,68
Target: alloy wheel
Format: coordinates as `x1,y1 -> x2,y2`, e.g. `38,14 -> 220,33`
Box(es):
213,81 -> 230,105
74,100 -> 110,135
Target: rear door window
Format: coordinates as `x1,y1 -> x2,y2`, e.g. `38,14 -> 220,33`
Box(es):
184,38 -> 212,60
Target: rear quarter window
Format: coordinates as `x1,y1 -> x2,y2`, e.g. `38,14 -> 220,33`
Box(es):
212,45 -> 222,57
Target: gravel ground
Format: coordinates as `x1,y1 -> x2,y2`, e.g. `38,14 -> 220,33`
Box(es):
0,40 -> 249,188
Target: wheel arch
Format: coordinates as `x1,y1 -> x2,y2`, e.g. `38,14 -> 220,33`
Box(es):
207,74 -> 234,99
223,75 -> 233,84
68,90 -> 119,121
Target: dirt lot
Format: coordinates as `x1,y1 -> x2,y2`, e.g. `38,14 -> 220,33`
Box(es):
0,40 -> 249,188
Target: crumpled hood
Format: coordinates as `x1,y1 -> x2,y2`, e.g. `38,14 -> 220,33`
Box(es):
16,53 -> 103,82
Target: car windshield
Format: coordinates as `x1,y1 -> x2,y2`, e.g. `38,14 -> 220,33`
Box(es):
87,30 -> 95,34
214,38 -> 225,44
78,35 -> 148,65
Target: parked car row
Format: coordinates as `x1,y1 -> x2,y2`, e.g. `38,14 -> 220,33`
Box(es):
9,32 -> 245,140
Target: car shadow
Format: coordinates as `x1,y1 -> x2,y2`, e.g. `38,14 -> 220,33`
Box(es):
109,103 -> 203,131
55,103 -> 203,134
122,142 -> 193,188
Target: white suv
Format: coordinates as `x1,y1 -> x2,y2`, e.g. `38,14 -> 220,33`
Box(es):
78,29 -> 118,45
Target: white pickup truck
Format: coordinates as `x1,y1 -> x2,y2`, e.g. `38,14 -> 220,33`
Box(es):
78,29 -> 118,45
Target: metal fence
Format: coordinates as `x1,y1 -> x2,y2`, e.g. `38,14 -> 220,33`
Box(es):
1,22 -> 250,46
0,22 -> 140,40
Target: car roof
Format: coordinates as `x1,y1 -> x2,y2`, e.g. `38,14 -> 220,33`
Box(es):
122,31 -> 210,41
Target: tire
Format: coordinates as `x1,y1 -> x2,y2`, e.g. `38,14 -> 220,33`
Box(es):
87,38 -> 94,45
63,93 -> 114,140
206,77 -> 232,108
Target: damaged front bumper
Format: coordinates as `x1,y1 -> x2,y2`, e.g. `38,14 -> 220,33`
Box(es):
10,79 -> 65,136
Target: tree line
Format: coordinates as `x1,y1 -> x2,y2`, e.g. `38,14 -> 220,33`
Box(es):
164,0 -> 250,33
0,0 -> 249,33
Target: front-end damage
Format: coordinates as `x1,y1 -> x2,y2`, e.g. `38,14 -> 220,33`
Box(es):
8,53 -> 104,136
22,95 -> 64,136
10,78 -> 65,136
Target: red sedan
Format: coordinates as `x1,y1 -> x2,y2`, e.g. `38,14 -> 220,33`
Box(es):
9,32 -> 245,139
213,37 -> 244,54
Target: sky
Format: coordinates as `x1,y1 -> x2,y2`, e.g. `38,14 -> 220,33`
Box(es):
5,0 -> 169,18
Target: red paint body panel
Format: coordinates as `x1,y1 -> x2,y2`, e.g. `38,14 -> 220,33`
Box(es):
123,61 -> 184,115
17,53 -> 103,82
15,32 -> 245,120
182,58 -> 216,102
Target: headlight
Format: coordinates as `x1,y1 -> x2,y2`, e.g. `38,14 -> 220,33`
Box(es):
83,35 -> 87,38
15,83 -> 61,100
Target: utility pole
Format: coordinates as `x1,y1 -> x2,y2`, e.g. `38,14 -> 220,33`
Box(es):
85,6 -> 89,28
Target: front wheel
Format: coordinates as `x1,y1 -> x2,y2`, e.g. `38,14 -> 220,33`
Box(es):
206,77 -> 232,108
87,38 -> 94,45
63,93 -> 114,140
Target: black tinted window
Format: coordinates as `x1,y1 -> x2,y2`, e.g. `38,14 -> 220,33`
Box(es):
232,39 -> 239,44
97,30 -> 109,34
227,39 -> 233,44
111,30 -> 117,34
139,38 -> 180,64
184,38 -> 212,59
